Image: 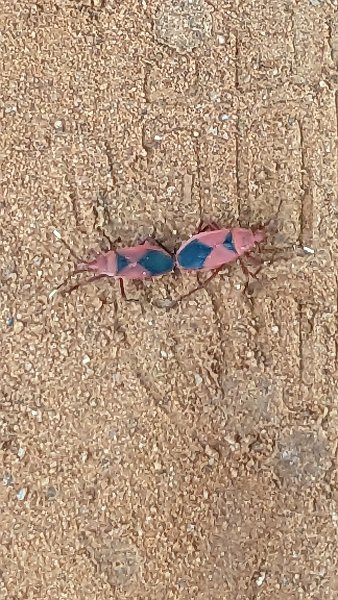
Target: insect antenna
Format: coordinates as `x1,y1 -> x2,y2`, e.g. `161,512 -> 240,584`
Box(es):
50,229 -> 91,298
52,229 -> 84,263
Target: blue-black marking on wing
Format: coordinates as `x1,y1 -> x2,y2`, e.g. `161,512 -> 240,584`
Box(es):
223,231 -> 237,253
116,253 -> 130,274
178,239 -> 213,269
138,250 -> 174,275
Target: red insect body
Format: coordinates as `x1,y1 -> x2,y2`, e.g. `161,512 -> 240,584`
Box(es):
54,238 -> 174,299
170,223 -> 267,305
78,241 -> 174,280
176,226 -> 266,273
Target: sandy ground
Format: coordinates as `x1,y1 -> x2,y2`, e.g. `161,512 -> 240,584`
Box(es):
1,0 -> 338,598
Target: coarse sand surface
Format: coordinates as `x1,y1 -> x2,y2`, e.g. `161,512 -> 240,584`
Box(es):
1,0 -> 338,598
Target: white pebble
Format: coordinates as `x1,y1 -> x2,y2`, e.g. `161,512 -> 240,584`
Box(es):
194,373 -> 203,385
82,354 -> 91,366
210,91 -> 220,102
16,488 -> 27,501
5,104 -> 17,114
271,325 -> 279,334
217,34 -> 226,45
220,113 -> 230,121
3,473 -> 13,486
303,246 -> 315,255
48,289 -> 58,300
54,119 -> 64,130
256,572 -> 266,587
80,451 -> 88,463
166,186 -> 176,197
154,134 -> 162,141
53,229 -> 62,240
208,126 -> 218,135
160,350 -> 168,358
17,447 -> 26,459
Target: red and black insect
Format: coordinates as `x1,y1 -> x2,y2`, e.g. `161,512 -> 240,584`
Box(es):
52,234 -> 175,300
174,221 -> 267,302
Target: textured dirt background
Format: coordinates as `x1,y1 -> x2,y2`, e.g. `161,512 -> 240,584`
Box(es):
1,0 -> 338,598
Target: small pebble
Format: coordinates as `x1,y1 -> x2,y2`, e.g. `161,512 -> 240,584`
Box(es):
82,354 -> 90,365
54,119 -> 65,131
194,373 -> 203,385
256,572 -> 266,587
217,34 -> 225,45
33,255 -> 43,266
303,246 -> 315,255
5,104 -> 17,114
210,91 -> 220,102
80,451 -> 88,463
48,289 -> 58,300
53,229 -> 62,240
13,321 -> 24,334
208,126 -> 218,136
17,447 -> 26,459
271,325 -> 279,334
205,445 -> 219,460
154,298 -> 176,309
46,486 -> 57,499
6,317 -> 14,327
154,134 -> 162,141
219,113 -> 230,121
166,186 -> 176,197
160,350 -> 168,358
3,473 -> 13,487
16,488 -> 27,501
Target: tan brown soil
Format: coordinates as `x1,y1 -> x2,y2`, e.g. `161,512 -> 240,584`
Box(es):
1,0 -> 338,598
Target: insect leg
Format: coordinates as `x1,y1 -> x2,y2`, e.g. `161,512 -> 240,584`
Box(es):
54,274 -> 107,296
244,252 -> 264,267
196,221 -> 220,233
171,267 -> 224,306
238,257 -> 262,280
103,233 -> 120,249
118,279 -> 138,302
54,233 -> 84,263
141,237 -> 173,254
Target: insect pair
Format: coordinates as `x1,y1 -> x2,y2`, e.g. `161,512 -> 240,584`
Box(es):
52,221 -> 267,306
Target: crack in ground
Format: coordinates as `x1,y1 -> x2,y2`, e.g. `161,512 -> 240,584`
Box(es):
297,119 -> 313,247
192,135 -> 204,225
